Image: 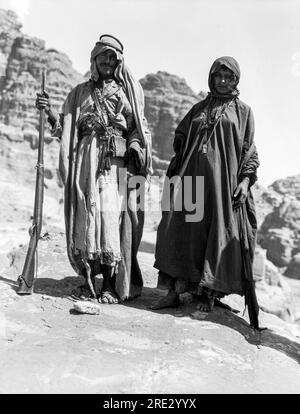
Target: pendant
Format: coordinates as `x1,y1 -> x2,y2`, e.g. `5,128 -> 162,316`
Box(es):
201,144 -> 207,154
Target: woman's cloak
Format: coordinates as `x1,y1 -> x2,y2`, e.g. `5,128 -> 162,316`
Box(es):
154,97 -> 259,296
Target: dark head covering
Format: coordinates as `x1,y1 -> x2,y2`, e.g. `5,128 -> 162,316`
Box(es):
208,56 -> 240,98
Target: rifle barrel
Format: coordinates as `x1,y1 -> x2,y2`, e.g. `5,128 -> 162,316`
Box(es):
17,70 -> 46,295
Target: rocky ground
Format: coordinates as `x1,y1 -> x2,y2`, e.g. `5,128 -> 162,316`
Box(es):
1,230 -> 300,394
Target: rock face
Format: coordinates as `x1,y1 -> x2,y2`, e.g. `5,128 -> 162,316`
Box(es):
259,176 -> 300,279
141,71 -> 205,167
286,253 -> 300,280
0,8 -> 82,258
270,175 -> 300,200
0,11 -> 84,162
0,16 -> 83,130
253,246 -> 296,322
258,197 -> 300,277
253,247 -> 294,322
0,8 -> 84,176
251,182 -> 283,228
0,9 -> 22,88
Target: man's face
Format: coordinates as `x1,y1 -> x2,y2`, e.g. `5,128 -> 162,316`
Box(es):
96,50 -> 118,77
212,67 -> 237,95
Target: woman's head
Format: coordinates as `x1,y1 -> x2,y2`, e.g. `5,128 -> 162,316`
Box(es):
90,34 -> 124,81
208,56 -> 240,97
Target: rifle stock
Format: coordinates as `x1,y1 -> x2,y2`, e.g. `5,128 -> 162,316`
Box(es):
17,71 -> 46,295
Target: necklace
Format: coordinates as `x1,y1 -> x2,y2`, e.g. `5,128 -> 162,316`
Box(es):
95,81 -> 114,103
199,98 -> 235,154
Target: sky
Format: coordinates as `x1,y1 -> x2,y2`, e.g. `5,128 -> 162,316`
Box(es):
1,0 -> 300,187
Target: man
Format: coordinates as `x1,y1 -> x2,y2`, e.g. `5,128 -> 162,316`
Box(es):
36,34 -> 152,304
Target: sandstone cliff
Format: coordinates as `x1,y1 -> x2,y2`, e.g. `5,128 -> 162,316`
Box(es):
0,8 -> 84,270
0,9 -> 21,88
0,8 -> 83,190
141,71 -> 206,172
257,185 -> 300,279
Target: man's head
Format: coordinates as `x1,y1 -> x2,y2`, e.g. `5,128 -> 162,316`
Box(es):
90,34 -> 124,81
95,49 -> 118,78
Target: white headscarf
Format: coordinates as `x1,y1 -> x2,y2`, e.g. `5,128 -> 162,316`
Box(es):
89,40 -> 152,177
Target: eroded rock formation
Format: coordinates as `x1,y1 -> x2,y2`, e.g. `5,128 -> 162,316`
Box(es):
258,197 -> 300,278
141,71 -> 206,170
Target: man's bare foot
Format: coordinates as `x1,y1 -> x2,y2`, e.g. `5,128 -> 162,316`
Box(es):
149,291 -> 180,310
99,289 -> 120,304
71,284 -> 93,301
196,294 -> 214,312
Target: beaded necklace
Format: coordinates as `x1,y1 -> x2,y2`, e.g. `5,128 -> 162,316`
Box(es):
199,97 -> 235,154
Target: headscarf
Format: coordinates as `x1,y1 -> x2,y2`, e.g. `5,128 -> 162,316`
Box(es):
208,56 -> 240,99
90,43 -> 123,82
90,36 -> 152,177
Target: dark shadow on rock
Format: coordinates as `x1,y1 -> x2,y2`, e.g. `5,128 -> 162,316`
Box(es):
204,308 -> 300,365
204,312 -> 300,365
124,286 -> 300,365
33,276 -> 88,298
2,273 -> 299,365
0,274 -> 87,298
69,308 -> 82,315
123,286 -> 192,315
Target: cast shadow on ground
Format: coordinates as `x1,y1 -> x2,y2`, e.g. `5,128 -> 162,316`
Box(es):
0,275 -> 18,288
0,274 -> 82,298
124,286 -> 300,366
1,274 -> 299,365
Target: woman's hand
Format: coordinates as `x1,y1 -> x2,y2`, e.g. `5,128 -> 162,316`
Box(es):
233,177 -> 250,209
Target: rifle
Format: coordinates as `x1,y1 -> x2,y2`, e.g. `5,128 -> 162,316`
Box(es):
17,71 -> 46,295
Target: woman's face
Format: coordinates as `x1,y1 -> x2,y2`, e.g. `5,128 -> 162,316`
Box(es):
96,49 -> 118,77
212,67 -> 237,95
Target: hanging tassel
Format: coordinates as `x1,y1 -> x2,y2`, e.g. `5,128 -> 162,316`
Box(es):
244,280 -> 259,329
238,205 -> 260,330
104,156 -> 111,171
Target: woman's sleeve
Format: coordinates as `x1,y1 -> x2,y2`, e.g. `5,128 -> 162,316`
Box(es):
240,108 -> 260,187
126,117 -> 148,171
173,100 -> 204,155
173,107 -> 194,154
125,84 -> 151,173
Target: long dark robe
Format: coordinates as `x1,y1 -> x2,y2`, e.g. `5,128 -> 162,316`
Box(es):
154,96 -> 259,297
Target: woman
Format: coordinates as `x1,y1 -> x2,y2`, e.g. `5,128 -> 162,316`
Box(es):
36,34 -> 152,304
153,56 -> 260,327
